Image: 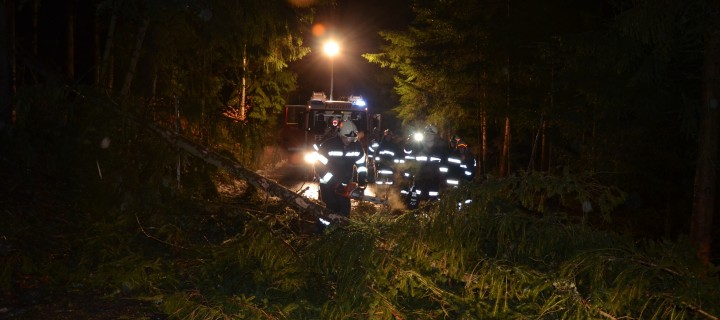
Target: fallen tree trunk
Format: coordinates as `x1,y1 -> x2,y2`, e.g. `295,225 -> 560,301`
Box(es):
143,123 -> 348,226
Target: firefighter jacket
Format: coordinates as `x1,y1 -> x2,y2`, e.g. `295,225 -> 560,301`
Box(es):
374,136 -> 402,166
415,136 -> 447,167
406,134 -> 448,198
368,139 -> 379,160
372,136 -> 401,184
461,152 -> 477,181
314,136 -> 368,186
445,147 -> 465,186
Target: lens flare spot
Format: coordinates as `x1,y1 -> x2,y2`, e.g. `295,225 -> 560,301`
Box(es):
312,23 -> 326,37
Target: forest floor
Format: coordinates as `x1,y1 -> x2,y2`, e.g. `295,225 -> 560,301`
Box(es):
0,160 -> 170,319
0,157 -> 310,320
1,290 -> 166,319
0,155 -> 388,319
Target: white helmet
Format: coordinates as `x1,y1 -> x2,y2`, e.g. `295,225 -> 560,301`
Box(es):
338,121 -> 358,141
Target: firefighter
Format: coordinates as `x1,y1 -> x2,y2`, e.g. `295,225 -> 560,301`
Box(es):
402,124 -> 448,209
457,139 -> 476,182
398,131 -> 420,205
374,129 -> 402,187
445,134 -> 476,209
445,134 -> 468,187
366,127 -> 382,183
314,120 -> 368,217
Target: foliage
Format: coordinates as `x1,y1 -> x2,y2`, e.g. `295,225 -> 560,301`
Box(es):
2,108 -> 719,318
364,0 -> 714,246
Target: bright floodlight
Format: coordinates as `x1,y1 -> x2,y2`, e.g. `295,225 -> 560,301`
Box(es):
324,40 -> 339,57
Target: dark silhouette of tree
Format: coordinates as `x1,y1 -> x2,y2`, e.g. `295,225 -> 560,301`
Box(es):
0,1 -> 11,127
692,0 -> 720,265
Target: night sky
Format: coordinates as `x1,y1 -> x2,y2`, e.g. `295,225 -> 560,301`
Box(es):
289,0 -> 412,109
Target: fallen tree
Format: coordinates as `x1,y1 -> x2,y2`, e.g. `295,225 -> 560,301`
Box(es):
143,121 -> 349,226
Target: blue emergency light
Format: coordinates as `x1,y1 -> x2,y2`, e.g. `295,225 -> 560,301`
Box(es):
348,95 -> 366,107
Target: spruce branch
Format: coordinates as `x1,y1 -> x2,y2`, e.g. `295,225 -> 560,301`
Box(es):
577,292 -> 618,320
604,256 -> 681,277
658,293 -> 720,320
243,210 -> 303,261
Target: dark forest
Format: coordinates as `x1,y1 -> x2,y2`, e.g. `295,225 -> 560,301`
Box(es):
1,0 -> 719,319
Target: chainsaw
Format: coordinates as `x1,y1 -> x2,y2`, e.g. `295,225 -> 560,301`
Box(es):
346,183 -> 388,205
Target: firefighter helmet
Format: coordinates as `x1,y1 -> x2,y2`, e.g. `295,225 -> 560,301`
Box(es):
450,134 -> 461,148
338,121 -> 358,141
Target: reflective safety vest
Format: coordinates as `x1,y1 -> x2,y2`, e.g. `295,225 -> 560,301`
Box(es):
314,136 -> 367,185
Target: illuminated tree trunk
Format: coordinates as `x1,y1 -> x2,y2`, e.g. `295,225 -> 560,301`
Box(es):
499,116 -> 510,177
690,19 -> 720,265
240,44 -> 247,121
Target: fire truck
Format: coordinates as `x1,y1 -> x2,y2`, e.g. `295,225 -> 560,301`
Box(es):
281,92 -> 381,177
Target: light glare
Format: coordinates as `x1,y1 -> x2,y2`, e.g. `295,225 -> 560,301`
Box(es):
324,41 -> 339,57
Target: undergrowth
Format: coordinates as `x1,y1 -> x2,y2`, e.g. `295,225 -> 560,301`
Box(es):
1,96 -> 719,319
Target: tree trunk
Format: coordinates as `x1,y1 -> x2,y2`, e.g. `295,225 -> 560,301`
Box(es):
65,0 -> 74,80
540,121 -> 547,171
499,116 -> 510,177
240,44 -> 248,121
690,21 -> 720,265
32,0 -> 38,56
0,0 -> 11,126
479,83 -> 487,178
108,53 -> 114,89
501,55 -> 510,177
143,121 -> 345,225
100,0 -> 121,89
528,116 -> 543,171
94,10 -> 100,85
119,16 -> 149,102
479,107 -> 486,177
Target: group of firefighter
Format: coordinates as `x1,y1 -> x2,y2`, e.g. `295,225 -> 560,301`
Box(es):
368,124 -> 476,209
312,120 -> 476,219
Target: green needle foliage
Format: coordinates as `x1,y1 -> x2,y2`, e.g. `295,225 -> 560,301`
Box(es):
3,117 -> 718,319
